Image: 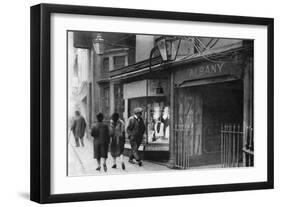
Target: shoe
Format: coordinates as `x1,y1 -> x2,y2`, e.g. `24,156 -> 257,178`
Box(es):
96,166 -> 101,171
138,161 -> 142,167
129,159 -> 135,164
103,164 -> 107,172
122,162 -> 125,170
112,164 -> 117,169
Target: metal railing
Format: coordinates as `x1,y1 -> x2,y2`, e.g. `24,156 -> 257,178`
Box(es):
173,125 -> 189,169
221,124 -> 243,167
172,123 -> 251,169
173,124 -> 202,169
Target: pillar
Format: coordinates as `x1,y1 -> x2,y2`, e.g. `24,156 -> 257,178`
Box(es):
243,56 -> 253,166
91,47 -> 102,122
169,72 -> 175,167
109,81 -> 115,116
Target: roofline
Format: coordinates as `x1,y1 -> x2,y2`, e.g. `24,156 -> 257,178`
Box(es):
109,44 -> 253,81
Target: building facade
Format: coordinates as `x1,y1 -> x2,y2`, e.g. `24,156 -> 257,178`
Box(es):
68,31 -> 254,169
109,37 -> 254,168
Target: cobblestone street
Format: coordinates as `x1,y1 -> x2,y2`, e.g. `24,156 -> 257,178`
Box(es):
68,133 -> 170,176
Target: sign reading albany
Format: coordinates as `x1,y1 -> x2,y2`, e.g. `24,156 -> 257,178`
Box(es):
175,61 -> 242,84
189,62 -> 225,77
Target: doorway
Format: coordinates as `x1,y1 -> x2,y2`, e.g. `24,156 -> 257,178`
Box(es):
174,80 -> 243,168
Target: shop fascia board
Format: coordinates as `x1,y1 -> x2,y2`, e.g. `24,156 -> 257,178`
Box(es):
109,43 -> 252,81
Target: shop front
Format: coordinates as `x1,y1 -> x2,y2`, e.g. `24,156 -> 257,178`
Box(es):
109,45 -> 253,168
122,76 -> 171,160
170,51 -> 253,169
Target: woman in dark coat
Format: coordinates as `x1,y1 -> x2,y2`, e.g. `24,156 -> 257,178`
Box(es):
91,113 -> 110,172
109,113 -> 126,170
71,111 -> 86,147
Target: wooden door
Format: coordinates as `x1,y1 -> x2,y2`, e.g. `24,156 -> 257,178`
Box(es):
174,87 -> 203,168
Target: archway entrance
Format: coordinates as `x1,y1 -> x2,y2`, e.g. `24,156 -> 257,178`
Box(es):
174,80 -> 243,168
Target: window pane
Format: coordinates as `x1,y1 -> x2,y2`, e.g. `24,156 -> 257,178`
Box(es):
114,56 -> 125,69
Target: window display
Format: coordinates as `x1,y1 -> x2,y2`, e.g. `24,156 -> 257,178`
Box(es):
128,97 -> 170,144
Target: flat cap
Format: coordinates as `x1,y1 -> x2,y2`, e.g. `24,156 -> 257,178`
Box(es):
134,107 -> 143,114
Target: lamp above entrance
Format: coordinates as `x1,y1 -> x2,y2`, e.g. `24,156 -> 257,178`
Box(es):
149,36 -> 181,71
156,36 -> 181,61
93,33 -> 105,55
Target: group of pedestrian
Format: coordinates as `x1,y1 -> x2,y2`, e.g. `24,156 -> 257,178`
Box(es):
70,107 -> 146,173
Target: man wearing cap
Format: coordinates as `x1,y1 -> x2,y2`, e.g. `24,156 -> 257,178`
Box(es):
126,107 -> 146,166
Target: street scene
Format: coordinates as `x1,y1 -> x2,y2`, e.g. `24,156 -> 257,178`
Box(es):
67,31 -> 254,176
68,132 -> 170,176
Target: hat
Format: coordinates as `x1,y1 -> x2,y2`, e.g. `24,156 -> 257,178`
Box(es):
134,107 -> 143,114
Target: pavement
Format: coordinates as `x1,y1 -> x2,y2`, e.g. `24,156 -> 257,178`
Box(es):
67,133 -> 170,176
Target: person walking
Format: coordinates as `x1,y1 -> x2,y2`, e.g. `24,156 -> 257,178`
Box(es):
126,107 -> 146,166
91,113 -> 110,172
109,113 -> 126,170
71,111 -> 86,147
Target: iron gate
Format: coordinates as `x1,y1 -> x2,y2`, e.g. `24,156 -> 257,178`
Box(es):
173,123 -> 246,169
221,123 -> 243,167
173,124 -> 203,169
174,124 -> 189,169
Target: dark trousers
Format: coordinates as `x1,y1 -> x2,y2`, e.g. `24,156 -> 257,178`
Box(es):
129,140 -> 141,161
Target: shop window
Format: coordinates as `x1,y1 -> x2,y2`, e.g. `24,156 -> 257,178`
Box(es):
128,97 -> 170,144
113,55 -> 125,70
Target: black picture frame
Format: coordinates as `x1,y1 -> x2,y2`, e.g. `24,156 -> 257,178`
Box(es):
30,3 -> 274,204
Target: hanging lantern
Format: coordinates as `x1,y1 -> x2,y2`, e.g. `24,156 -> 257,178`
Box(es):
155,36 -> 181,61
93,33 -> 105,55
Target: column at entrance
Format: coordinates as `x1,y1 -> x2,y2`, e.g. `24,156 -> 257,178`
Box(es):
243,57 -> 254,166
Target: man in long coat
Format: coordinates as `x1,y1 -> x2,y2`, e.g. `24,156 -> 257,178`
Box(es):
71,111 -> 86,147
126,107 -> 146,166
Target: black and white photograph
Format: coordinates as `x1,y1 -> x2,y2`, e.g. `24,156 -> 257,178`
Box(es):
29,3 -> 274,203
67,31 -> 254,176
